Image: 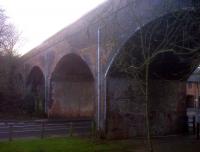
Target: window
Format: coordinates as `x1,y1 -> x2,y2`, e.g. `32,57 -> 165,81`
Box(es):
188,82 -> 192,89
186,95 -> 195,108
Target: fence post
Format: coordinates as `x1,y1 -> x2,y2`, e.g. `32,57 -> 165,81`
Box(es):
91,120 -> 96,137
69,122 -> 73,137
193,116 -> 196,135
9,124 -> 13,142
41,121 -> 45,139
197,123 -> 200,140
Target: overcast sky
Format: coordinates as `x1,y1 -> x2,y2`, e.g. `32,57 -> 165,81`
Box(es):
0,0 -> 106,55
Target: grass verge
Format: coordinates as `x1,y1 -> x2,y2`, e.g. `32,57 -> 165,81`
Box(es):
0,136 -> 200,152
0,137 -> 135,152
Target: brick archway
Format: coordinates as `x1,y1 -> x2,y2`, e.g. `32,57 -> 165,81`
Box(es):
49,53 -> 95,119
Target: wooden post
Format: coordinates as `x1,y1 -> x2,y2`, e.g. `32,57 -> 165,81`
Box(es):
193,116 -> 196,135
197,123 -> 200,140
41,122 -> 45,139
91,121 -> 96,137
9,124 -> 13,142
69,122 -> 73,137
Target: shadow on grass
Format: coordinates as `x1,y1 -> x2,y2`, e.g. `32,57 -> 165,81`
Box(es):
0,136 -> 199,152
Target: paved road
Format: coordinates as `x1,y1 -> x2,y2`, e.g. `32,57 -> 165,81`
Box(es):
0,120 -> 93,140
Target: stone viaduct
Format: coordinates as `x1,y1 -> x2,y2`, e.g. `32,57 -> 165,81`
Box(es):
20,0 -> 200,137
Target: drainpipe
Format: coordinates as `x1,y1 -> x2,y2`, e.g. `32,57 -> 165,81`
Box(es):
196,81 -> 200,139
97,27 -> 101,130
97,26 -> 109,131
196,82 -> 199,121
44,53 -> 48,114
104,75 -> 107,129
44,76 -> 49,114
44,77 -> 47,113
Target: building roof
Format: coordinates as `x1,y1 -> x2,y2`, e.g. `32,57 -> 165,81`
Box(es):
188,67 -> 200,82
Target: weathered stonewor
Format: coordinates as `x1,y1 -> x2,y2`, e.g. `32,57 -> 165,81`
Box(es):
107,78 -> 186,138
19,0 -> 199,138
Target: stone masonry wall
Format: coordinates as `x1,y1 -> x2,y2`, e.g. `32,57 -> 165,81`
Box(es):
48,80 -> 95,119
107,77 -> 187,138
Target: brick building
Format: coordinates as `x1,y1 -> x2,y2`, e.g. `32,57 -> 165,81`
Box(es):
186,68 -> 200,108
186,68 -> 200,127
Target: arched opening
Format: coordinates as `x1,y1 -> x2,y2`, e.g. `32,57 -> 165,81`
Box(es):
49,54 -> 95,119
26,66 -> 45,116
106,10 -> 200,137
16,73 -> 23,92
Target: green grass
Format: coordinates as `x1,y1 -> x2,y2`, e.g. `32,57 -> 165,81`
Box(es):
0,137 -> 133,152
0,136 -> 200,152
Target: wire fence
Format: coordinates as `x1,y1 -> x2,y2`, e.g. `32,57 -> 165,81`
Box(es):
0,120 -> 95,141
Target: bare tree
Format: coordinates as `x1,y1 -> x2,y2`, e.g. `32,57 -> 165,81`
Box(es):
94,1 -> 200,152
0,9 -> 19,55
0,8 -> 22,116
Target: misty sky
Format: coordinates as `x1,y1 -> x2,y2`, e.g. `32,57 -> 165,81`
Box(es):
0,0 -> 106,55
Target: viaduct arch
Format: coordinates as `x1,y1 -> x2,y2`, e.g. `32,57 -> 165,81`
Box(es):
26,66 -> 45,115
20,0 -> 200,137
106,10 -> 200,137
48,53 -> 95,119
